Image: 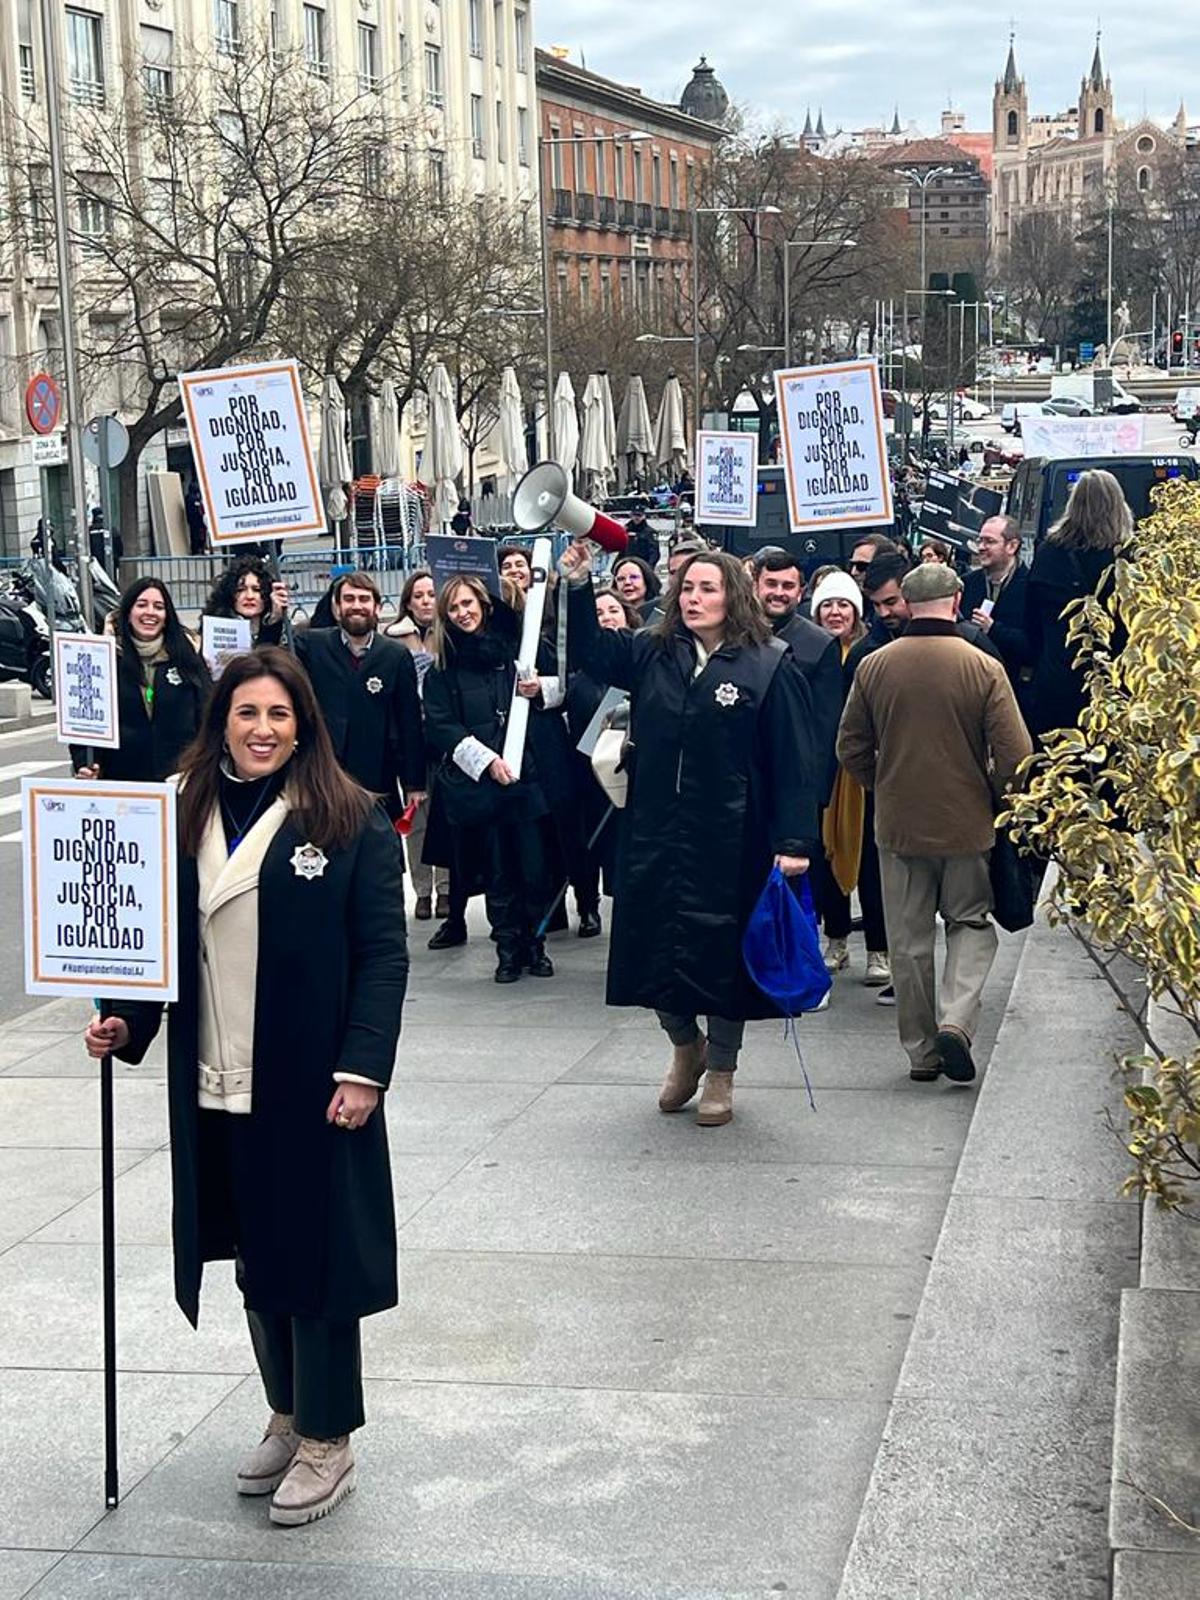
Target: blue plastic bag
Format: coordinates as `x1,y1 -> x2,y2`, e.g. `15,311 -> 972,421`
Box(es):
742,867 -> 831,1109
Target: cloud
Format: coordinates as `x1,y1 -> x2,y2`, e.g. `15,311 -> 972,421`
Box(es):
537,1 -> 1189,134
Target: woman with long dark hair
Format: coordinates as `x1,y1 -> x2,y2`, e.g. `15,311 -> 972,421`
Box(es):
83,648 -> 407,1527
422,576 -> 555,981
1026,467 -> 1130,740
73,577 -> 211,781
561,544 -> 819,1125
202,554 -> 289,648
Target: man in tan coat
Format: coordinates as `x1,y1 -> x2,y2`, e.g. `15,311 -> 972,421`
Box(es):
836,562 -> 1032,1083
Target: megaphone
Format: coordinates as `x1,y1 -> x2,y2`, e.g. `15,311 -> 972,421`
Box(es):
512,462 -> 628,554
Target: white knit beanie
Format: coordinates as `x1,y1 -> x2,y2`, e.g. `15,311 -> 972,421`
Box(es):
811,570 -> 864,620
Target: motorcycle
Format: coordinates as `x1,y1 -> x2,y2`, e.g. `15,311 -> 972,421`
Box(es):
0,564 -> 87,699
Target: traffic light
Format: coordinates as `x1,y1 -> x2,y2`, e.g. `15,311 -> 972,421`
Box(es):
1172,330 -> 1184,356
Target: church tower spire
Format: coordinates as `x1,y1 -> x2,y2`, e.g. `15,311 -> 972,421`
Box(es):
1079,30 -> 1113,139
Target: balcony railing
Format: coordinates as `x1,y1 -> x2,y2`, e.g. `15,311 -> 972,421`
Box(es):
358,73 -> 381,95
552,188 -> 573,220
472,137 -> 484,159
617,198 -> 634,228
654,206 -> 670,233
574,192 -> 594,224
19,50 -> 35,99
70,77 -> 106,109
635,202 -> 652,231
598,196 -> 616,226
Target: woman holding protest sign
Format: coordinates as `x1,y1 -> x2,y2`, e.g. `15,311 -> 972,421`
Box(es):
83,647 -> 407,1527
202,554 -> 289,648
73,577 -> 211,783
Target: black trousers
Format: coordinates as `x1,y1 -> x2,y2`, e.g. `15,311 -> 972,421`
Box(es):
245,1291 -> 365,1440
484,820 -> 551,952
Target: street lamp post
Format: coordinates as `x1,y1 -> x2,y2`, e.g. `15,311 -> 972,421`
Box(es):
690,205 -> 780,437
782,237 -> 858,366
538,129 -> 650,459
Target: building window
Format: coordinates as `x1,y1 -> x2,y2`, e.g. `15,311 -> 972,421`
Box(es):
633,149 -> 644,202
469,0 -> 483,57
227,250 -> 251,310
517,107 -> 529,165
594,137 -> 607,196
470,95 -> 485,158
614,145 -> 625,200
18,0 -> 36,98
66,9 -> 105,106
514,8 -> 528,72
397,30 -> 409,99
555,261 -> 568,310
364,145 -> 384,195
141,25 -> 173,99
1006,109 -> 1018,141
493,1 -> 504,66
428,149 -> 446,204
1094,109 -> 1104,135
549,124 -> 564,188
579,262 -> 591,312
303,6 -> 328,79
496,102 -> 506,162
600,263 -> 613,314
357,24 -> 379,93
77,195 -> 113,244
652,151 -> 662,206
669,154 -> 679,209
214,0 -> 240,58
1137,165 -> 1152,192
573,129 -> 585,189
424,44 -> 442,107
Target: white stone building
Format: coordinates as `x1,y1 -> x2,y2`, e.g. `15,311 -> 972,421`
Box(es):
0,0 -> 536,555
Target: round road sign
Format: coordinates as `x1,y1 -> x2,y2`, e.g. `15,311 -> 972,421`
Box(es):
26,372 -> 62,436
82,415 -> 131,469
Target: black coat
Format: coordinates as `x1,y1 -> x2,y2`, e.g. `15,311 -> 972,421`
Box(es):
1025,541 -> 1117,739
294,629 -> 425,821
109,805 -> 407,1327
422,620 -> 550,829
962,564 -> 1034,686
71,654 -> 211,781
568,581 -> 819,1021
772,611 -> 844,803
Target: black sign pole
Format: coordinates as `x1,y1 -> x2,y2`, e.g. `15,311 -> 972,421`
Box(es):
100,1047 -> 119,1506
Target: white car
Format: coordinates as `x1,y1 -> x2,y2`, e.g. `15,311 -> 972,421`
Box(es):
922,396 -> 990,423
1173,387 -> 1200,423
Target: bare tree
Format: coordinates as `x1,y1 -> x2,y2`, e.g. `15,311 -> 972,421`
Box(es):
1000,211 -> 1083,343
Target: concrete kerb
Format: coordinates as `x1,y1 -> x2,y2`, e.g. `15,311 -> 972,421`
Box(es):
836,902 -> 1144,1600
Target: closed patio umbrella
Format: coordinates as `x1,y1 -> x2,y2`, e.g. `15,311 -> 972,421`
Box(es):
552,372 -> 579,479
417,361 -> 465,525
318,374 -> 353,528
495,365 -> 528,485
372,378 -> 402,480
653,374 -> 688,478
579,373 -> 616,501
616,375 -> 654,488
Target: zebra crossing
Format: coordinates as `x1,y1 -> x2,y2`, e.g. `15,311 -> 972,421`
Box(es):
0,756 -> 70,844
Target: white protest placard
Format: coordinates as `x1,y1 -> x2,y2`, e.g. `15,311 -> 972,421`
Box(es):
201,615 -> 253,678
178,359 -> 324,546
1019,413 -> 1146,460
776,358 -> 893,531
695,431 -> 758,526
22,780 -> 178,999
54,634 -> 119,750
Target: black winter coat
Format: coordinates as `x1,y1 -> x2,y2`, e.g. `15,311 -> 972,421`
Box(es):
294,629 -> 425,822
962,564 -> 1034,686
772,611 -> 844,803
423,619 -> 550,828
109,805 -> 407,1326
568,580 -> 819,1021
1025,541 -> 1117,739
71,653 -> 212,781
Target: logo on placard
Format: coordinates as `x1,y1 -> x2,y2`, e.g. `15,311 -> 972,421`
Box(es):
42,798 -> 66,812
290,842 -> 328,880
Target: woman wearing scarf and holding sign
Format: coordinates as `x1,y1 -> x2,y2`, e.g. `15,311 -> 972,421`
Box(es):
83,648 -> 407,1527
560,541 -> 820,1125
73,577 -> 212,782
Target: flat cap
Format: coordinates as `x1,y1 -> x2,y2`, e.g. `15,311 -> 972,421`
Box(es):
901,563 -> 962,602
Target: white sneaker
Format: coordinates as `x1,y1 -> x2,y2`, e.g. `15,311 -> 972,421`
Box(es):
824,938 -> 849,973
864,951 -> 891,986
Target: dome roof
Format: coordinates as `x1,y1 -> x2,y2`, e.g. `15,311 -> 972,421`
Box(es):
680,56 -> 729,125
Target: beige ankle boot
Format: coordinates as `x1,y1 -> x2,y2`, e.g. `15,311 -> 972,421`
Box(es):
696,1069 -> 734,1126
269,1435 -> 356,1526
658,1038 -> 707,1112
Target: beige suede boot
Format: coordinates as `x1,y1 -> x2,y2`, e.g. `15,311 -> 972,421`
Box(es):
696,1069 -> 735,1126
269,1435 -> 356,1526
658,1038 -> 707,1112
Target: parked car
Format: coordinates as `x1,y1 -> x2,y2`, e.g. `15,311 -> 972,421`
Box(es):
1172,387 -> 1200,423
922,395 -> 990,423
1041,396 -> 1095,418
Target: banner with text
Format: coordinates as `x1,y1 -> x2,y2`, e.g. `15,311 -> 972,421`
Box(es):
22,780 -> 178,1000
1020,413 -> 1146,460
201,616 -> 253,679
776,359 -> 893,531
695,431 -> 758,526
426,534 -> 501,599
179,360 -> 324,546
54,634 -> 119,749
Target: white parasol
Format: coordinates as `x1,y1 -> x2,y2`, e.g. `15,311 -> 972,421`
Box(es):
317,374 -> 353,524
551,371 -> 579,478
417,360 -> 465,524
579,373 -> 616,501
616,375 -> 654,488
653,374 -> 688,477
372,378 -> 402,480
495,365 -> 528,485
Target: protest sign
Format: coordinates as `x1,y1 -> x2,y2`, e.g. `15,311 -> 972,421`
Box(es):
179,360 -> 324,545
426,533 -> 501,598
915,472 -> 1005,549
54,634 -> 119,749
776,359 -> 893,531
201,615 -> 253,678
23,779 -> 178,1000
695,431 -> 758,526
1020,413 -> 1146,459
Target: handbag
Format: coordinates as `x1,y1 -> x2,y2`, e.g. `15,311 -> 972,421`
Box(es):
989,823 -> 1036,933
590,727 -> 630,808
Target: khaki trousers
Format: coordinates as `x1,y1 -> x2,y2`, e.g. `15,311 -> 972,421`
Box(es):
878,850 -> 997,1072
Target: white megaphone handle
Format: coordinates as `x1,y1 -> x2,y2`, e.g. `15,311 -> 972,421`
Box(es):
500,536 -> 552,781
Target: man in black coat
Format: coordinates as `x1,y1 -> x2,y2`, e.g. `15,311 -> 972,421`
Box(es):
624,504 -> 659,568
846,552 -> 1004,684
294,572 -> 426,827
962,515 -> 1034,708
753,550 -> 843,802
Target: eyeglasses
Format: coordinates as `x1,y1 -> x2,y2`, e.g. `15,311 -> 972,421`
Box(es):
848,560 -> 870,573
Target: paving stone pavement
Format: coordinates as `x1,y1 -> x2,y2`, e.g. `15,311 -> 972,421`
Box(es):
0,905 -> 1031,1599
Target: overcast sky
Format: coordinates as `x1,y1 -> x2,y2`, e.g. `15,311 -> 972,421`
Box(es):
537,4 -> 1188,137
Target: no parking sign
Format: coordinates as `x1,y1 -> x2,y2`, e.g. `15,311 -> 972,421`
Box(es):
25,372 -> 62,436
